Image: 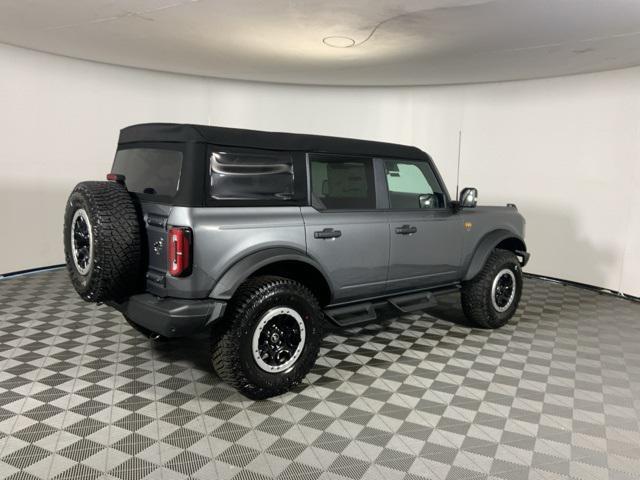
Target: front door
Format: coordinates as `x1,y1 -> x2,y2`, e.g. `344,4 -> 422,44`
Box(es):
384,158 -> 462,292
302,154 -> 389,303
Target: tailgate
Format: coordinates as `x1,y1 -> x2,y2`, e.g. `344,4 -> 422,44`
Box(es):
141,202 -> 171,293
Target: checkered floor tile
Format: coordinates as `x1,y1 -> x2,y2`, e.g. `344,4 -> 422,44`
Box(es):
0,269 -> 639,480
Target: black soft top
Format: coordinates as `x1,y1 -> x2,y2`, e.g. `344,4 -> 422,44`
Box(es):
118,123 -> 428,160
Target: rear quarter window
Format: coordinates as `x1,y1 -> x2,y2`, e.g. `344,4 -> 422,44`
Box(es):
210,150 -> 295,201
112,148 -> 183,197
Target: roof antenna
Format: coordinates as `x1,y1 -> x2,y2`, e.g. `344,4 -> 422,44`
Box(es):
455,130 -> 463,199
456,130 -> 462,200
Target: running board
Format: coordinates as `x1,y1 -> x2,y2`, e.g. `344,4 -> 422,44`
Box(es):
325,289 -> 448,327
324,303 -> 377,327
388,292 -> 436,313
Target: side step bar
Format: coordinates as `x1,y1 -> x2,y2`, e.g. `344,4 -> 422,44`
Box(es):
388,292 -> 436,313
324,286 -> 458,328
324,303 -> 377,327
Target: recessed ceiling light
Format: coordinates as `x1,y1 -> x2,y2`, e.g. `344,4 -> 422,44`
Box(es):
323,36 -> 356,48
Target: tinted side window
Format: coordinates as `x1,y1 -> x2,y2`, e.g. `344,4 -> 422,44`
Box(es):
310,155 -> 376,210
384,159 -> 446,209
210,150 -> 294,201
112,148 -> 183,197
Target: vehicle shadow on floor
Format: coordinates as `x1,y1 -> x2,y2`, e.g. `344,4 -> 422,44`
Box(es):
141,293 -> 473,374
149,331 -> 214,372
423,293 -> 476,328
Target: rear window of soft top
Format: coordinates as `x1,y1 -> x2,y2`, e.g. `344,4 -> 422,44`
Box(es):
112,148 -> 182,197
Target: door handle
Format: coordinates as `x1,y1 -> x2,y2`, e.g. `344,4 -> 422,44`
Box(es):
314,228 -> 342,239
395,225 -> 417,235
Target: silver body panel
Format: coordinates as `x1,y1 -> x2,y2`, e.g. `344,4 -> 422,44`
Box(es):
139,202 -> 526,304
161,206 -> 306,298
300,207 -> 389,302
387,209 -> 462,292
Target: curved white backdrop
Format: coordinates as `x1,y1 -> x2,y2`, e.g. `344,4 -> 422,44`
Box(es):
1,44 -> 638,296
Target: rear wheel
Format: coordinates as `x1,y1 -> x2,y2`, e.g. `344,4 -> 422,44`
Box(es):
211,276 -> 323,399
461,249 -> 522,328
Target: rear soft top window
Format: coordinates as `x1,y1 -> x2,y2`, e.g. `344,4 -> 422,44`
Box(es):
210,150 -> 294,201
112,148 -> 183,197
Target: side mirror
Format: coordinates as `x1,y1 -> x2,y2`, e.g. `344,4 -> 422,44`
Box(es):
459,187 -> 478,208
418,194 -> 435,209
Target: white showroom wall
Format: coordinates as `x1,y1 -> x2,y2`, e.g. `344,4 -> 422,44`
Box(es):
1,43 -> 639,296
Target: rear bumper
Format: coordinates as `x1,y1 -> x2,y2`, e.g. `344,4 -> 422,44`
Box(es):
109,294 -> 226,338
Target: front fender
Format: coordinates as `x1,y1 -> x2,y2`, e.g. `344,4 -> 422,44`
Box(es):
208,247 -> 334,300
463,230 -> 527,281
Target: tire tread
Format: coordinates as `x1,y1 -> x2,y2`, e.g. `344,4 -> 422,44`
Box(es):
64,181 -> 142,302
211,275 -> 322,399
461,249 -> 522,328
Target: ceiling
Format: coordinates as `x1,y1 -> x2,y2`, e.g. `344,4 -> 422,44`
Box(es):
2,0 -> 640,86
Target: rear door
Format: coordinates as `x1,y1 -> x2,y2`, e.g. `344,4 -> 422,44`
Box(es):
384,158 -> 462,292
111,146 -> 185,294
302,154 -> 389,303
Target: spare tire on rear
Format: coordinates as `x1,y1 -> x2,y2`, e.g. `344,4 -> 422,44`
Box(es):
64,181 -> 142,302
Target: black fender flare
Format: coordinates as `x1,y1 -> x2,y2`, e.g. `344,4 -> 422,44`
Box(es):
463,230 -> 528,281
208,247 -> 335,300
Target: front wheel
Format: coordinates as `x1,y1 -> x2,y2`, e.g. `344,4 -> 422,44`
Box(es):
461,249 -> 523,328
211,276 -> 323,399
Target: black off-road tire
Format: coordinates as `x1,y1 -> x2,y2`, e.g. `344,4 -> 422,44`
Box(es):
461,249 -> 522,329
211,275 -> 323,400
64,181 -> 142,302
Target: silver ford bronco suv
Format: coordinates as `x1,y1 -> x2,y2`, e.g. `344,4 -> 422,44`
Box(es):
64,123 -> 529,399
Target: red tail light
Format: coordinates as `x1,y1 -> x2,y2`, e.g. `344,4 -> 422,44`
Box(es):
106,173 -> 125,184
168,227 -> 192,277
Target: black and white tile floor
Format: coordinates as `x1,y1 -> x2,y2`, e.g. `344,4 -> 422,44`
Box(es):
0,269 -> 639,480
